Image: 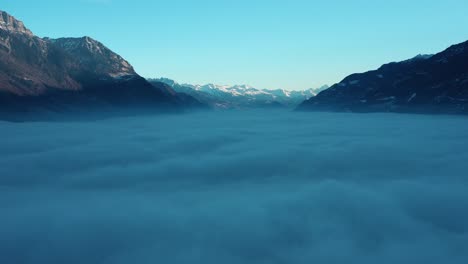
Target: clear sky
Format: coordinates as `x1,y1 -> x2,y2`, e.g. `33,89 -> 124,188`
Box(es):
3,0 -> 468,90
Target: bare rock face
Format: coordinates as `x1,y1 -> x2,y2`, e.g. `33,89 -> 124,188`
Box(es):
0,11 -> 33,36
0,17 -> 79,96
50,37 -> 136,78
0,10 -> 204,117
0,11 -> 137,96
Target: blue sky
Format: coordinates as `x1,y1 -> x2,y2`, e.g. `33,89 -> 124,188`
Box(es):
4,0 -> 468,90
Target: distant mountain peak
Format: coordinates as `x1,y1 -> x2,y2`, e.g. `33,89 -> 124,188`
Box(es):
0,10 -> 33,36
153,77 -> 326,108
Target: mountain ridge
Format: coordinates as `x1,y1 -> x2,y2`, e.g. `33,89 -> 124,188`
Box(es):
297,40 -> 468,114
0,11 -> 32,36
0,10 -> 203,119
151,77 -> 328,109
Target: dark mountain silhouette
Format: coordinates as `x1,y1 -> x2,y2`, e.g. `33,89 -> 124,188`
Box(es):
0,10 -> 203,120
298,40 -> 468,114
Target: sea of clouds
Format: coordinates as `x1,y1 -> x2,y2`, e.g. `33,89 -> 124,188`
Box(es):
1,110 -> 468,264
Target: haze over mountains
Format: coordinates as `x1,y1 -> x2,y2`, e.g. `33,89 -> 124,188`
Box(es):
150,78 -> 328,109
0,10 -> 202,120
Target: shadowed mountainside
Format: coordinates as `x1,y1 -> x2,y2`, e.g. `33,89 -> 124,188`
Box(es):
298,40 -> 468,115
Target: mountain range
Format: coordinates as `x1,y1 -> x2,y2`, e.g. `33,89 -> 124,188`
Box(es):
2,9 -> 468,118
0,10 -> 203,120
150,78 -> 328,109
298,41 -> 468,114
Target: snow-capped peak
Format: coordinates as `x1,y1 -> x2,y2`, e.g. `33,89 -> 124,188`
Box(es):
153,77 -> 329,107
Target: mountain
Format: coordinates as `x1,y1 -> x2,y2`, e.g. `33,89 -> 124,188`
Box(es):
151,78 -> 328,109
297,40 -> 468,114
0,10 -> 203,120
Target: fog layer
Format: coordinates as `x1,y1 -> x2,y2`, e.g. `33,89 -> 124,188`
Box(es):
1,110 -> 468,263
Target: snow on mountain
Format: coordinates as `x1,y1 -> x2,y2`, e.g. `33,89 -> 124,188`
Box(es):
151,78 -> 328,108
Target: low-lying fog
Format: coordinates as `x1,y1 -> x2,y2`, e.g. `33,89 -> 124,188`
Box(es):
1,110 -> 468,264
